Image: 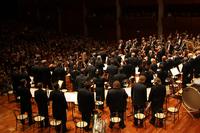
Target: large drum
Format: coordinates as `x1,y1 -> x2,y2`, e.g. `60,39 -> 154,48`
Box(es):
182,84 -> 200,112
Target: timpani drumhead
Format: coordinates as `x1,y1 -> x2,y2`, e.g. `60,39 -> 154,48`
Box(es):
182,86 -> 200,111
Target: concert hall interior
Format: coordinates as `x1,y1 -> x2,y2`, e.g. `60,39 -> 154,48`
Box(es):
0,0 -> 200,133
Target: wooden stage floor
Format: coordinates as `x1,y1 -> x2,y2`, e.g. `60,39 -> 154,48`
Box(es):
0,94 -> 199,133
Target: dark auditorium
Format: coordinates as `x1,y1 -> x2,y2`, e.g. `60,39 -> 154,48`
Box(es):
1,0 -> 200,133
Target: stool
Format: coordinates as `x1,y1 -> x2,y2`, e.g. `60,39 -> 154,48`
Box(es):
110,116 -> 121,123
110,117 -> 121,132
33,115 -> 45,132
134,113 -> 145,128
49,119 -> 62,133
167,106 -> 180,123
13,110 -> 28,131
75,121 -> 88,133
155,113 -> 166,129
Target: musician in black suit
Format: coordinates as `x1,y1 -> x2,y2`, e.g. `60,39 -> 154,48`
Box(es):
49,83 -> 68,132
19,66 -> 31,89
34,83 -> 49,127
30,62 -> 40,85
93,71 -> 105,102
157,64 -> 168,85
193,52 -> 200,78
182,57 -> 194,88
38,61 -> 52,89
52,63 -> 66,88
121,59 -> 134,78
131,75 -> 147,127
85,62 -> 96,80
107,60 -> 118,84
11,67 -> 21,100
113,67 -> 127,86
149,78 -> 166,126
18,79 -> 33,125
76,69 -> 88,90
95,55 -> 104,75
141,64 -> 154,88
106,80 -> 128,129
77,81 -> 95,131
150,58 -> 157,73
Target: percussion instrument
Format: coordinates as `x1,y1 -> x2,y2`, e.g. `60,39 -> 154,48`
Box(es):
182,85 -> 200,117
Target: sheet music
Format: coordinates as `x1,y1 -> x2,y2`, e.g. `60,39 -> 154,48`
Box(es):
170,67 -> 180,76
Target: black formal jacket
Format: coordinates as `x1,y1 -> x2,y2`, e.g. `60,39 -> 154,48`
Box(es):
122,63 -> 134,78
76,74 -> 88,89
52,66 -> 66,82
94,77 -> 105,101
107,64 -> 118,83
131,83 -> 147,106
182,59 -> 194,87
38,66 -> 51,85
49,90 -> 67,120
34,89 -> 48,116
149,84 -> 166,108
113,73 -> 127,85
106,88 -> 128,112
78,88 -> 95,114
18,86 -> 32,113
193,55 -> 200,78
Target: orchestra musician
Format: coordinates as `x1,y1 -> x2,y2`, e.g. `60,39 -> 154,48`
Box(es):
131,75 -> 147,127
18,79 -> 33,125
34,83 -> 49,127
106,80 -> 128,129
149,77 -> 166,127
77,81 -> 95,131
49,83 -> 68,132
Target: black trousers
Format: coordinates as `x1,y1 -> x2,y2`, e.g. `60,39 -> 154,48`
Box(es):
21,105 -> 33,125
81,112 -> 92,129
